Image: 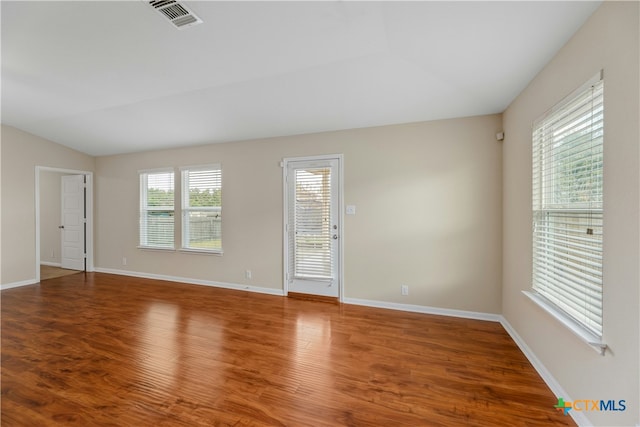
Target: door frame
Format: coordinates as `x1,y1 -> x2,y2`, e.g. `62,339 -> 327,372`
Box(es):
35,166 -> 94,282
282,154 -> 344,302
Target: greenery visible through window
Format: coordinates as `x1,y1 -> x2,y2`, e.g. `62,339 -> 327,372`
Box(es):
182,166 -> 222,252
140,170 -> 175,249
532,73 -> 604,338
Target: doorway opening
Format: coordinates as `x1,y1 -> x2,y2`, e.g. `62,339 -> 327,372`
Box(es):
35,167 -> 94,283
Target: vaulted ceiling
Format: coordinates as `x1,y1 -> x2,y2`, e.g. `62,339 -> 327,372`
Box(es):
1,1 -> 601,156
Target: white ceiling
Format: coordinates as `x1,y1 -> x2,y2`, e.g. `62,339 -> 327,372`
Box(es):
1,1 -> 601,157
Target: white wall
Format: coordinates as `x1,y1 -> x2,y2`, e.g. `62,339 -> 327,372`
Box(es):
502,2 -> 639,426
96,114 -> 503,314
0,125 -> 95,285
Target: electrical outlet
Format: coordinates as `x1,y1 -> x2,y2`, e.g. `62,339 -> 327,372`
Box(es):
50,249 -> 55,258
245,269 -> 252,280
122,257 -> 127,266
401,285 -> 409,296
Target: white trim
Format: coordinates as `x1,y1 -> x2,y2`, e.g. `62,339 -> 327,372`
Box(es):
180,165 -> 222,252
137,246 -> 176,252
533,69 -> 603,126
523,291 -> 607,355
35,166 -> 95,283
21,261 -> 597,427
499,316 -> 593,427
179,163 -> 220,172
282,154 -> 344,302
94,268 -> 285,297
342,297 -> 501,322
137,166 -> 175,174
1,279 -> 38,291
178,248 -> 223,256
40,261 -> 62,267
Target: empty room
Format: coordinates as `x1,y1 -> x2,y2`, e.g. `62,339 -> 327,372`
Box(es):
1,1 -> 638,426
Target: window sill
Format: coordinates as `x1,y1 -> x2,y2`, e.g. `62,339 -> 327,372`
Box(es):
137,246 -> 175,252
179,248 -> 223,256
522,291 -> 607,356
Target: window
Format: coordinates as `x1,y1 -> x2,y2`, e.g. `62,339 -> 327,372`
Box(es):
139,169 -> 175,249
292,167 -> 333,279
181,165 -> 222,252
531,72 -> 604,339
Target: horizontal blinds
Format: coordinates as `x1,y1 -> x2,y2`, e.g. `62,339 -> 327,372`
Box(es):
182,166 -> 222,250
140,170 -> 175,249
532,77 -> 604,337
293,168 -> 332,279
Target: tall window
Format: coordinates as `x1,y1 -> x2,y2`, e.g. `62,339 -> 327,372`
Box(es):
532,72 -> 604,338
181,165 -> 222,252
139,169 -> 175,249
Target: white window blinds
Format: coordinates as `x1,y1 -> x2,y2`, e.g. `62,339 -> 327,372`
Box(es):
140,170 -> 175,249
181,165 -> 222,252
532,73 -> 604,337
292,168 -> 333,279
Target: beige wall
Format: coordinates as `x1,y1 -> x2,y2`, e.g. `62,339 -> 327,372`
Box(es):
39,170 -> 63,265
1,125 -> 95,285
96,114 -> 503,313
502,2 -> 639,426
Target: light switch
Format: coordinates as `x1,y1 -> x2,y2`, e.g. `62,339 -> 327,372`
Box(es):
346,205 -> 356,215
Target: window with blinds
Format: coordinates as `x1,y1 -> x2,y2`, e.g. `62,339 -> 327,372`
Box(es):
139,169 -> 175,249
292,168 -> 333,279
532,72 -> 604,338
181,165 -> 222,252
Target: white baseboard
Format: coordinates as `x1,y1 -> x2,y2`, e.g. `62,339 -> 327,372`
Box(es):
40,261 -> 61,267
12,266 -> 593,427
498,316 -> 593,427
1,279 -> 38,290
94,267 -> 285,297
342,297 -> 501,322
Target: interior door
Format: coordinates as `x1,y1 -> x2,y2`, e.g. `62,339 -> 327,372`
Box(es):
286,158 -> 341,298
61,175 -> 86,271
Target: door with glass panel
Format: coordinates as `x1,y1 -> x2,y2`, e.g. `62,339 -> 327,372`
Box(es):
285,157 -> 341,298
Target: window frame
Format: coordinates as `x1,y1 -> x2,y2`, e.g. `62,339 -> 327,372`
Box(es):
180,164 -> 223,255
525,71 -> 607,355
139,168 -> 176,250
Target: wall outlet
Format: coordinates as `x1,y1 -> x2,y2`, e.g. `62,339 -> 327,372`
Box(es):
401,285 -> 409,296
122,257 -> 127,266
245,269 -> 252,280
50,249 -> 55,258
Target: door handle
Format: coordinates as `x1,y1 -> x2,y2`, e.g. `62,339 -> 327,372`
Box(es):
58,225 -> 65,229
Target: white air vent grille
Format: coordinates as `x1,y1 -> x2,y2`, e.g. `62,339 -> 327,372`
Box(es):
148,0 -> 202,29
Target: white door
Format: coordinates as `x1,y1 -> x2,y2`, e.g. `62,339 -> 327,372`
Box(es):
285,157 -> 341,298
61,175 -> 85,271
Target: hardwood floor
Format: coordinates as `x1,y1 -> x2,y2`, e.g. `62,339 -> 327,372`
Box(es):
40,265 -> 83,281
1,273 -> 575,426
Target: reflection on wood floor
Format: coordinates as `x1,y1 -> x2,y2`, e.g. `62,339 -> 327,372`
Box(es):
40,265 -> 83,281
1,273 -> 575,426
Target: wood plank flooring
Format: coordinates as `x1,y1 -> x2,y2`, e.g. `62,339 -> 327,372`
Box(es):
40,265 -> 83,281
1,273 -> 575,426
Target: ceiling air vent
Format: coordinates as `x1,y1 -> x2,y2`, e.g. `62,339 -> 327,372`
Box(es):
148,0 -> 202,29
